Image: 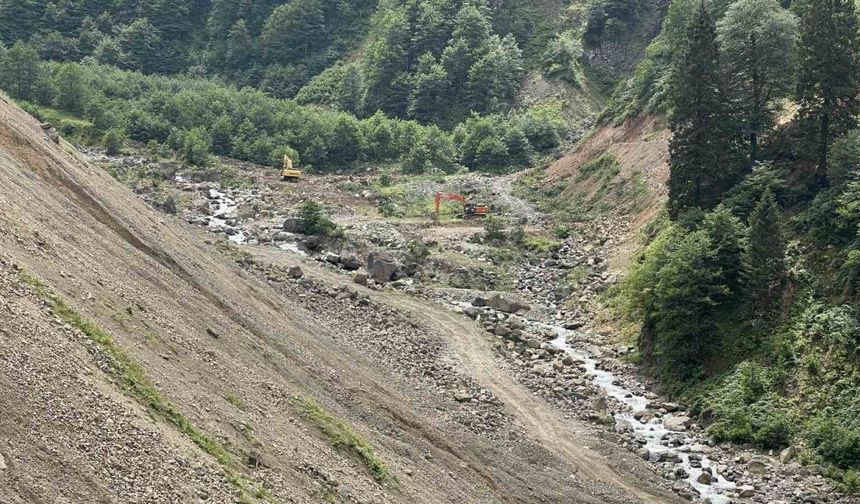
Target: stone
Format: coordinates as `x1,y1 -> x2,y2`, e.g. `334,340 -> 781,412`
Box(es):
486,294 -> 530,314
303,235 -> 322,250
696,472 -> 712,485
637,448 -> 651,461
288,266 -> 304,279
525,339 -> 542,349
747,459 -> 768,475
0,452 -> 6,470
340,252 -> 362,271
453,391 -> 472,403
665,415 -> 692,432
367,251 -> 399,283
493,325 -> 512,337
779,446 -> 797,464
353,273 -> 368,286
323,252 -> 340,264
282,217 -> 301,233
658,451 -> 682,463
738,485 -> 755,498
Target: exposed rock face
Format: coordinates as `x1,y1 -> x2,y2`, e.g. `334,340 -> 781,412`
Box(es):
366,251 -> 398,283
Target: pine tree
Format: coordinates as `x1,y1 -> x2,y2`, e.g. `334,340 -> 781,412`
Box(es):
743,188 -> 786,312
668,2 -> 739,219
717,0 -> 799,165
796,0 -> 860,186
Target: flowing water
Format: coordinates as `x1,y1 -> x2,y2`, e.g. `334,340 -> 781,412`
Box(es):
547,327 -> 736,503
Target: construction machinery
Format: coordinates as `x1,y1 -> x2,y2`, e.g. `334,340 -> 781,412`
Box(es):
434,192 -> 491,220
281,155 -> 301,181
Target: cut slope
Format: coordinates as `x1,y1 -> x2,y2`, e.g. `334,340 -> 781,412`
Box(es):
0,95 -> 679,503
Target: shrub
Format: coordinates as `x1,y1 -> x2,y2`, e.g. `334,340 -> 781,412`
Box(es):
103,128 -> 126,155
298,200 -> 337,236
181,128 -> 211,167
553,223 -> 571,239
482,216 -> 506,242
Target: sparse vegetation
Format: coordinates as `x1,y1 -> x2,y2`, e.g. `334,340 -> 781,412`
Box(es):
298,200 -> 338,236
292,396 -> 395,484
18,271 -> 273,503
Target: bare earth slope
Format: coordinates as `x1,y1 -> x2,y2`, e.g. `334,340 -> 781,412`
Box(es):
0,95 -> 679,503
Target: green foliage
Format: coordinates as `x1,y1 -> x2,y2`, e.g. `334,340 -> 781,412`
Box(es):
667,2 -> 741,218
796,0 -> 860,183
482,216 -> 506,243
524,236 -> 562,253
716,0 -> 798,164
743,189 -> 786,312
702,361 -> 797,448
298,200 -> 337,236
103,128 -> 127,155
829,129 -> 860,186
293,397 -> 395,484
181,128 -> 211,167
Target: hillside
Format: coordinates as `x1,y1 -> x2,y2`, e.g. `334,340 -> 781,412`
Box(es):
0,92 -> 695,503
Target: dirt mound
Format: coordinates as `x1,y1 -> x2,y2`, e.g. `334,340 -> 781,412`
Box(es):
0,95 -> 679,503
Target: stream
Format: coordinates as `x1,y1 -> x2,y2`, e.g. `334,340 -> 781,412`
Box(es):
546,325 -> 736,504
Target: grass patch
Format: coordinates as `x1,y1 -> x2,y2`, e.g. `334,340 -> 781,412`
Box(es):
226,393 -> 247,411
575,153 -> 620,183
18,271 -> 274,502
18,101 -> 94,140
292,396 -> 395,485
525,236 -> 562,253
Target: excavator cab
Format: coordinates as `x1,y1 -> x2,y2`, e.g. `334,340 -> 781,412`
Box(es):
464,203 -> 490,218
281,155 -> 301,182
435,192 -> 491,220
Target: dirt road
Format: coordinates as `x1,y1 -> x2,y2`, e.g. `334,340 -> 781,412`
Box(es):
246,245 -> 682,504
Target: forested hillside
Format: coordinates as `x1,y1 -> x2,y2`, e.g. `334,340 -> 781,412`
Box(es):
0,0 -> 669,174
604,0 -> 860,492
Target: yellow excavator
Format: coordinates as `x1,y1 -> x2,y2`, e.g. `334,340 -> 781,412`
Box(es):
281,155 -> 301,182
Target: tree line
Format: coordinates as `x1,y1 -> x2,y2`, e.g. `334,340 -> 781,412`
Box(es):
617,0 -> 860,479
0,46 -> 568,173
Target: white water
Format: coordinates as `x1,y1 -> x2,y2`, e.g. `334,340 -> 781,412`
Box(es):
547,328 -> 736,503
206,188 -> 246,245
454,297 -> 737,503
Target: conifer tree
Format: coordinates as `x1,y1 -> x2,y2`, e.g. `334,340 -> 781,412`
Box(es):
743,188 -> 786,312
717,0 -> 798,165
796,0 -> 860,185
667,2 -> 739,219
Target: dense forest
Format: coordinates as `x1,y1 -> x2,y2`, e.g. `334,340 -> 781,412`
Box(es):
0,0 -> 630,173
611,0 -> 860,491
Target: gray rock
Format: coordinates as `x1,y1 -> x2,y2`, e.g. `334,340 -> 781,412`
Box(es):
0,452 -> 6,470
665,415 -> 692,432
779,446 -> 796,464
658,451 -> 682,464
493,325 -> 512,337
282,217 -> 300,233
367,251 -> 398,283
288,266 -> 304,279
637,448 -> 650,461
747,459 -> 768,475
738,485 -> 755,498
340,252 -> 361,271
525,339 -> 542,349
303,235 -> 322,250
486,294 -> 530,314
453,391 -> 472,403
696,471 -> 712,485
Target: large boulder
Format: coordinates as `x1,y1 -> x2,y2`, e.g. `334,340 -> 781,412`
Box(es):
283,217 -> 301,233
367,251 -> 399,283
486,294 -> 530,314
664,415 -> 692,432
340,252 -> 362,271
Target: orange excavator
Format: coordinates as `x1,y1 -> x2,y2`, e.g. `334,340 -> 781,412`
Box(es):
434,192 -> 491,220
